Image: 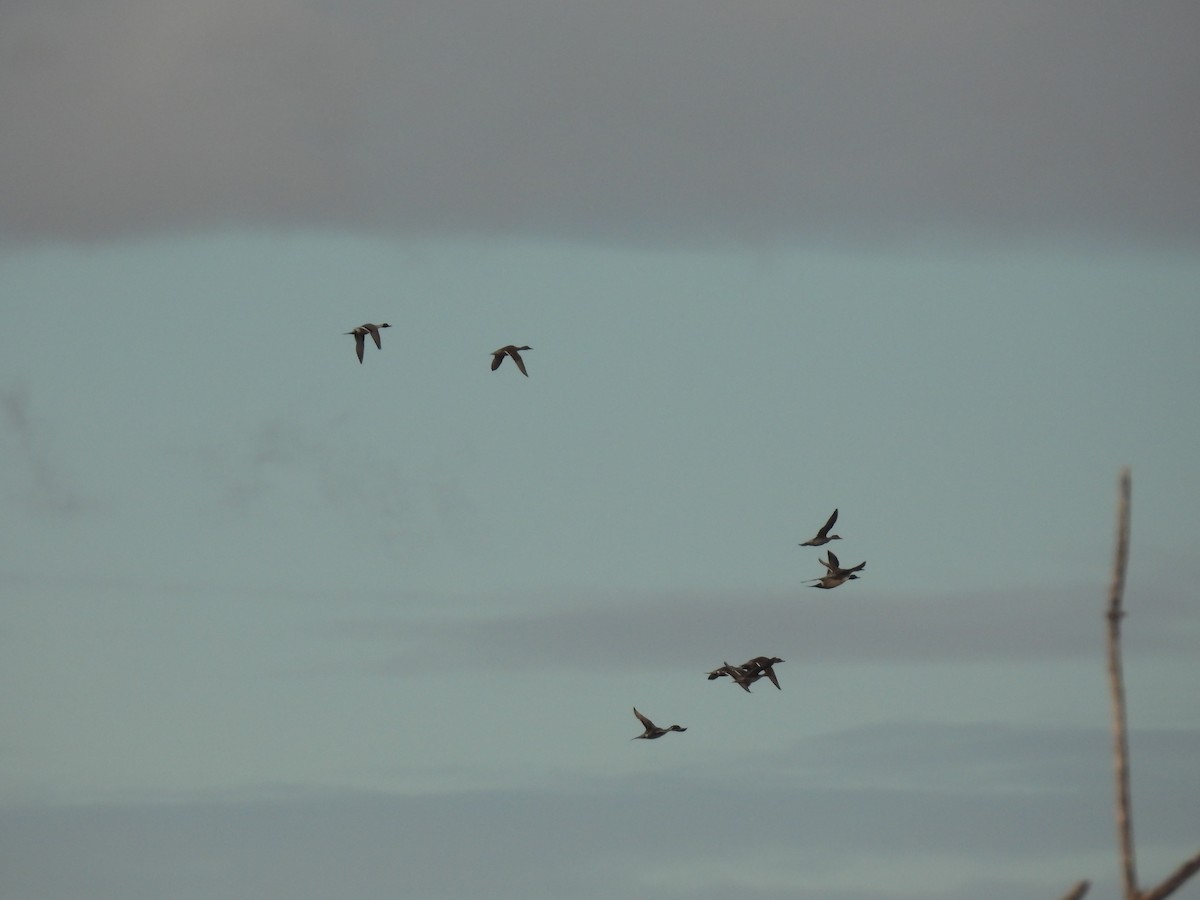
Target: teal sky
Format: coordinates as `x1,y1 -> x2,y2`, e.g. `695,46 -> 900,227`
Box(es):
3,3 -> 1199,899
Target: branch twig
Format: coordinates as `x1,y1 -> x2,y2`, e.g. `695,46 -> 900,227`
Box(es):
1059,879 -> 1090,900
1139,848 -> 1200,900
1106,467 -> 1137,899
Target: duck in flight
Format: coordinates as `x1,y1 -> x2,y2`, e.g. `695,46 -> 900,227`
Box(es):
706,662 -> 762,693
706,656 -> 784,692
799,508 -> 842,546
807,550 -> 866,589
740,656 -> 784,690
491,345 -> 531,376
632,707 -> 687,739
345,323 -> 390,364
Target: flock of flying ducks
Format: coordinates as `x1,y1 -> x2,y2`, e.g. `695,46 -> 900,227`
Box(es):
344,324 -> 867,741
800,508 -> 867,590
633,508 -> 867,739
345,322 -> 531,376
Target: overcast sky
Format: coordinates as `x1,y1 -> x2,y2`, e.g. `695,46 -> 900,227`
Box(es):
2,3 -> 1198,899
3,0 -> 1199,245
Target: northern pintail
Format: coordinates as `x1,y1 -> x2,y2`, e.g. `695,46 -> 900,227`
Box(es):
345,323 -> 391,364
808,572 -> 857,589
799,508 -> 842,547
818,550 -> 865,578
807,550 -> 866,589
491,345 -> 531,376
632,707 -> 687,739
740,656 -> 784,690
707,657 -> 784,691
711,662 -> 761,693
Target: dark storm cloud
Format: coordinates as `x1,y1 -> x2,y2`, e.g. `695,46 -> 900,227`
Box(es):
2,1 -> 1197,244
5,721 -> 1197,900
338,579 -> 1199,674
0,0 -> 374,240
779,721 -> 1200,802
0,785 -> 1101,897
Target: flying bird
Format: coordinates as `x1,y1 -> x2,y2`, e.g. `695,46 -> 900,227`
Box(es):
491,345 -> 531,376
818,550 -> 866,578
807,550 -> 866,589
706,662 -> 762,693
799,508 -> 842,546
632,707 -> 687,739
706,656 -> 784,691
808,572 -> 858,590
740,656 -> 785,690
345,323 -> 391,364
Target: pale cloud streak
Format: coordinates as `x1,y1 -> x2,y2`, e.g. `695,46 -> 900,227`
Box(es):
0,385 -> 92,515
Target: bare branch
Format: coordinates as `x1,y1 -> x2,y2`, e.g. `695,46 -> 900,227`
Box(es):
1106,467 -> 1137,899
1107,468 -> 1132,622
1139,848 -> 1200,900
1059,879 -> 1090,900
